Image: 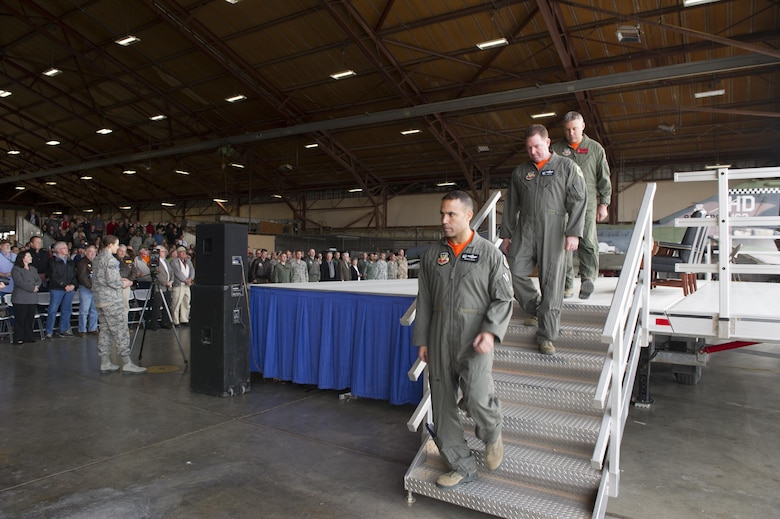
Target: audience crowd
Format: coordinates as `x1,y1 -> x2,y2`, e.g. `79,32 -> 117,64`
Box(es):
247,247 -> 409,284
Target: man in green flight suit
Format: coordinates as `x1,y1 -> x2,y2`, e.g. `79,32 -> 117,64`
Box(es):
551,111 -> 612,299
413,190 -> 514,490
500,124 -> 588,355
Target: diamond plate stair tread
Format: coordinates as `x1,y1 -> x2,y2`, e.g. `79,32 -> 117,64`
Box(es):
461,435 -> 601,494
405,463 -> 592,519
493,346 -> 605,380
492,371 -> 603,415
512,303 -> 610,327
464,403 -> 600,454
504,323 -> 606,352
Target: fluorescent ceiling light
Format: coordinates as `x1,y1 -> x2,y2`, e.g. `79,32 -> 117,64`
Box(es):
683,0 -> 721,6
616,25 -> 641,43
213,198 -> 228,203
115,35 -> 140,46
477,145 -> 490,153
229,163 -> 244,168
225,94 -> 247,103
80,175 -> 93,180
0,90 -> 12,98
304,143 -> 319,149
400,129 -> 421,135
348,188 -> 363,193
46,181 -> 57,186
83,209 -> 93,213
705,163 -> 732,169
123,169 -> 136,175
96,128 -> 113,135
657,123 -> 676,133
7,150 -> 21,155
271,194 -> 283,198
46,140 -> 60,146
476,38 -> 508,50
43,68 -> 62,77
119,206 -> 132,210
15,186 -> 25,190
225,0 -> 241,3
531,111 -> 556,119
149,114 -> 167,121
330,70 -> 356,80
174,169 -> 190,175
694,89 -> 725,99
161,202 -> 176,207
52,211 -> 63,215
437,181 -> 456,187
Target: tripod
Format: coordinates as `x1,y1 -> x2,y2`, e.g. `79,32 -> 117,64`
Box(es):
130,278 -> 188,366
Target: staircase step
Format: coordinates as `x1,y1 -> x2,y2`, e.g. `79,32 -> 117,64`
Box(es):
512,303 -> 610,328
504,322 -> 607,352
462,403 -> 600,457
493,345 -> 605,381
405,439 -> 593,519
492,371 -> 603,416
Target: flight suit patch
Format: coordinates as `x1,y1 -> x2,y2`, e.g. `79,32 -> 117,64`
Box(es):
525,171 -> 536,181
461,253 -> 479,262
576,147 -> 589,154
540,169 -> 554,176
437,252 -> 450,266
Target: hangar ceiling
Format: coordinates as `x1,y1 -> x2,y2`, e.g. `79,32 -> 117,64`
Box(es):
0,0 -> 778,227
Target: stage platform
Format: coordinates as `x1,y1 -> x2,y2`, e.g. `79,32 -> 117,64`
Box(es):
249,280 -> 420,405
249,277 -> 780,406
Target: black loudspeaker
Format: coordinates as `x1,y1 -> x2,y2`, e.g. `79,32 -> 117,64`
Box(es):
190,284 -> 250,397
195,223 -> 248,285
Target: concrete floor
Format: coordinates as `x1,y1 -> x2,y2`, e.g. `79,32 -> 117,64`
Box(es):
1,327 -> 778,519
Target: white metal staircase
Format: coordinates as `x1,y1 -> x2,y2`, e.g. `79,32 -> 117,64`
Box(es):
401,184 -> 657,518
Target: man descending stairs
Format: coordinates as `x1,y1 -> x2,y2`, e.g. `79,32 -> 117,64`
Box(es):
405,301 -> 611,519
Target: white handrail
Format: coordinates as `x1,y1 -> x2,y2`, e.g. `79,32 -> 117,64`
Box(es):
591,182 -> 655,503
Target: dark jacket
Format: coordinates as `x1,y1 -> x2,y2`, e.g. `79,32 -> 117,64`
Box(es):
77,257 -> 94,289
47,255 -> 78,290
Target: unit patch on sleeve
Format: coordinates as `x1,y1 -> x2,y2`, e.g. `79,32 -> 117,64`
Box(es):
461,252 -> 479,263
437,251 -> 450,266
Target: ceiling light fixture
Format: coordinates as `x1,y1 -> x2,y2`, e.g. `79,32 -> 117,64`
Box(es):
115,35 -> 140,46
348,188 -> 363,193
96,128 -> 113,135
174,169 -> 190,175
531,111 -> 556,119
229,163 -> 244,169
0,90 -> 12,98
80,175 -> 93,180
225,0 -> 242,3
477,145 -> 490,153
683,0 -> 722,6
400,129 -> 421,135
271,194 -> 283,199
149,114 -> 167,121
7,150 -> 21,155
657,123 -> 676,134
225,94 -> 247,103
83,209 -> 94,213
52,211 -> 63,215
46,139 -> 61,146
15,186 -> 25,190
476,38 -> 509,50
694,89 -> 725,99
46,181 -> 57,185
161,202 -> 175,207
330,70 -> 356,80
304,143 -> 319,149
123,169 -> 136,175
705,163 -> 732,169
616,25 -> 641,43
42,67 -> 62,77
213,198 -> 228,203
437,181 -> 456,187
119,205 -> 132,210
